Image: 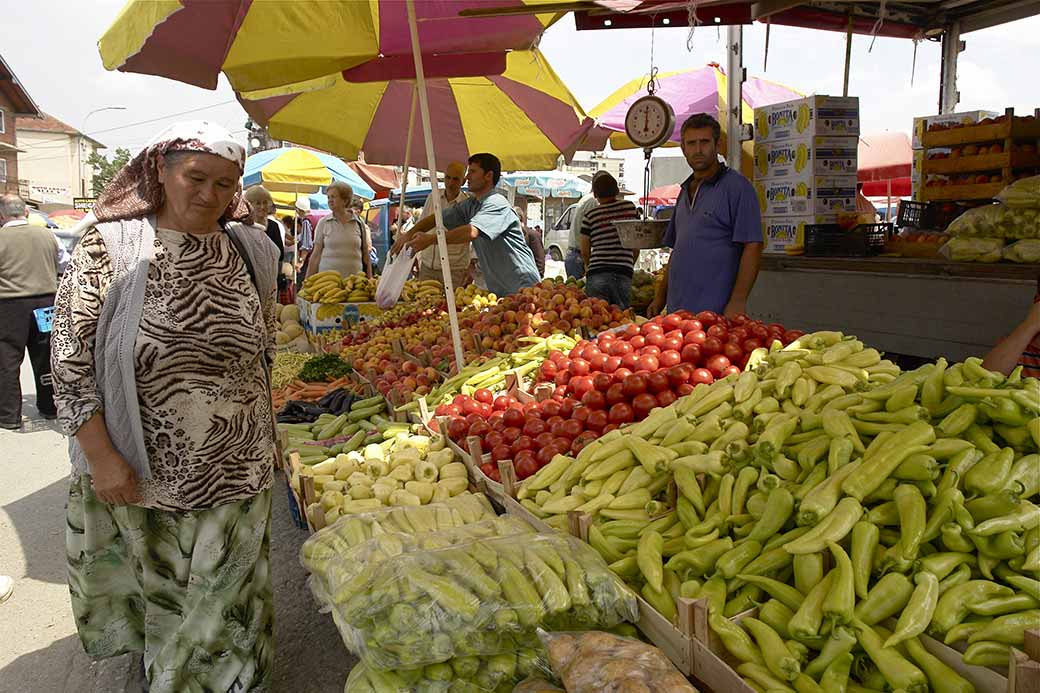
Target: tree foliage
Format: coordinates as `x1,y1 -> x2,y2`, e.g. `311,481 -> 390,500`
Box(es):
86,147 -> 131,196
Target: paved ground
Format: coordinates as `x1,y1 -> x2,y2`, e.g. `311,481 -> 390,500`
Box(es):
0,359 -> 355,692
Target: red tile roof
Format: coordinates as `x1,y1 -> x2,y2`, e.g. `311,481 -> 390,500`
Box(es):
0,54 -> 40,116
16,112 -> 104,148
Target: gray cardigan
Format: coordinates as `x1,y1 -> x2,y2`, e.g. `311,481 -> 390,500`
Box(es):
66,216 -> 279,481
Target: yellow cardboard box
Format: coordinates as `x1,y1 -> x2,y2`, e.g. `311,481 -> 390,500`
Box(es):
754,96 -> 860,144
753,136 -> 858,180
762,215 -> 838,254
753,175 -> 858,217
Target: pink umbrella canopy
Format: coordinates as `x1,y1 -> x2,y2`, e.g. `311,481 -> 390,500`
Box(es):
588,63 -> 801,150
99,1 -> 566,92
858,132 -> 912,183
640,183 -> 680,206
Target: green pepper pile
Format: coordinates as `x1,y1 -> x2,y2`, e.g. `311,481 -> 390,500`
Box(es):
517,330 -> 1040,692
344,649 -> 547,693
297,353 -> 354,383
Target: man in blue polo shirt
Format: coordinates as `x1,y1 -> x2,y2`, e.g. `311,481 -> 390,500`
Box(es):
648,114 -> 763,318
392,152 -> 540,296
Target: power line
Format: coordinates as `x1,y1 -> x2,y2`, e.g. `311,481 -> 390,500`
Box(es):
84,100 -> 240,136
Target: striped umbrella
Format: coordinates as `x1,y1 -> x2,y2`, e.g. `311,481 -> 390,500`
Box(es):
99,0 -> 566,93
238,49 -> 594,171
243,147 -> 376,199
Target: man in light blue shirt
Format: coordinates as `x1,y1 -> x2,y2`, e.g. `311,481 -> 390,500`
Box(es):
393,153 -> 540,296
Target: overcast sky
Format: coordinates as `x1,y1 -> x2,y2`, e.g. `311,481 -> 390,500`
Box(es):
4,1 -> 1039,189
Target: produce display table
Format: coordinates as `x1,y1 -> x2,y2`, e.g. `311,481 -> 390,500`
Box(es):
752,255 -> 1038,362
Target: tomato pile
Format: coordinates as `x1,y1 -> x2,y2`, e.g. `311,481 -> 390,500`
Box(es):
536,310 -> 804,422
435,311 -> 805,481
435,389 -> 599,482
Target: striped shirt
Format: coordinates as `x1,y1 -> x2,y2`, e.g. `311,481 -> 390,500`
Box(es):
579,199 -> 639,277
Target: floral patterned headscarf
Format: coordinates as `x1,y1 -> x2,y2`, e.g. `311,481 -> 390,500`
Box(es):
92,120 -> 249,223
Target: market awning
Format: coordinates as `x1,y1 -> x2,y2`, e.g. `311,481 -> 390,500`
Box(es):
858,132 -> 912,183
500,171 -> 591,199
349,162 -> 401,195
243,147 -> 376,200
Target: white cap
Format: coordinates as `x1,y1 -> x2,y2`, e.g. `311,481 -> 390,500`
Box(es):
295,197 -> 311,212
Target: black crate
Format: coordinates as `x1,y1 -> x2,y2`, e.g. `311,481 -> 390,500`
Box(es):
897,199 -> 973,232
805,223 -> 893,257
896,200 -> 927,229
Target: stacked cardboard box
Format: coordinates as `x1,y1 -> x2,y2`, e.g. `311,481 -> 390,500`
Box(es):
752,96 -> 860,253
911,110 -> 998,199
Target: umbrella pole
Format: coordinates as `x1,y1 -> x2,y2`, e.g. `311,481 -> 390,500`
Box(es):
406,0 -> 467,372
397,87 -> 417,252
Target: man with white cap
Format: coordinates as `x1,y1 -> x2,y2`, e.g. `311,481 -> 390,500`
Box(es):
294,196 -> 313,284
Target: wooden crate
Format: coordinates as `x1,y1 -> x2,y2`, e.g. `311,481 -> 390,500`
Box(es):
922,150 -> 1040,175
921,108 -> 1040,148
920,180 -> 1007,202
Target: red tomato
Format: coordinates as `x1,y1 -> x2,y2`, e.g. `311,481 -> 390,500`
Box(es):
647,332 -> 667,349
613,367 -> 634,383
676,383 -> 695,396
729,327 -> 749,342
593,373 -> 613,392
568,344 -> 584,360
588,352 -> 609,371
558,399 -> 575,419
481,462 -> 502,482
434,404 -> 453,417
691,368 -> 715,385
732,313 -> 751,325
697,311 -> 720,327
536,445 -> 557,466
623,324 -> 640,339
679,319 -> 703,333
656,390 -> 678,408
545,415 -> 565,432
622,373 -> 648,397
580,345 -> 601,361
534,431 -> 556,450
685,330 -> 707,346
784,329 -> 806,344
608,402 -> 635,425
493,395 -> 513,411
640,345 -> 662,357
477,402 -> 494,419
548,350 -> 565,365
553,386 -> 568,400
606,382 -> 627,406
637,354 -> 660,372
468,420 -> 491,439
557,357 -> 572,373
602,423 -> 619,435
609,340 -> 634,356
751,324 -> 770,341
540,400 -> 561,418
659,350 -> 682,368
453,394 -> 471,407
511,434 -> 535,454
662,313 -> 683,331
461,398 -> 482,416
742,339 -> 763,354
661,336 -> 683,353
522,418 -> 547,437
681,344 -> 702,365
647,371 -> 671,394
569,358 -> 591,376
551,437 -> 573,455
503,408 -> 525,428
569,375 -> 595,398
581,389 -> 607,410
474,388 -> 494,404
502,426 -> 522,441
621,352 -> 642,371
632,393 -> 659,420
448,417 -> 469,441
570,437 -> 589,455
522,401 -> 541,416
768,323 -> 786,333
488,411 -> 506,429
586,410 -> 609,432
514,450 -> 538,478
701,336 -> 723,358
707,324 -> 729,340
485,430 -> 505,451
603,355 -> 622,373
706,354 -> 732,378
572,406 -> 591,425
490,444 -> 512,463
628,335 -> 647,349
464,412 -> 483,428
723,342 -> 744,364
554,370 -> 571,386
641,322 -> 664,337
722,365 -> 742,377
561,418 -> 583,438
667,365 -> 692,389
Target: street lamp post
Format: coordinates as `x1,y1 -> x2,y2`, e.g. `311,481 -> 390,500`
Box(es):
80,105 -> 126,196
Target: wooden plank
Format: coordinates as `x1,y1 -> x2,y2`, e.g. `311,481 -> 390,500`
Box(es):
920,180 -> 1006,201
921,110 -> 1040,148
911,628 -> 1011,691
632,593 -> 695,676
1025,629 -> 1040,663
923,150 -> 1040,175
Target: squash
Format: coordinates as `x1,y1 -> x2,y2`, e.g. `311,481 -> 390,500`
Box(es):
280,304 -> 301,323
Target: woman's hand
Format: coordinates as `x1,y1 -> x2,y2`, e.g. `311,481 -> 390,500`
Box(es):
88,450 -> 140,505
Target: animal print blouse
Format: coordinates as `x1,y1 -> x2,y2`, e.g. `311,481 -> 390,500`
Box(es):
52,226 -> 277,511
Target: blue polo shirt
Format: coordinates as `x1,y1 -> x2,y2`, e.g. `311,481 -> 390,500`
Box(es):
662,164 -> 763,314
442,191 -> 540,296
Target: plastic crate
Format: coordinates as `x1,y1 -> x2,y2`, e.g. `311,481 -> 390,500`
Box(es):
896,200 -> 927,229
805,223 -> 892,257
897,199 -> 973,232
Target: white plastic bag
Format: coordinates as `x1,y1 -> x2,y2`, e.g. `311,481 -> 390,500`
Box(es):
376,247 -> 415,309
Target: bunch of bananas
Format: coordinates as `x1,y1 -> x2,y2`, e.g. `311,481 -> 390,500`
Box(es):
399,279 -> 446,304
301,271 -> 378,304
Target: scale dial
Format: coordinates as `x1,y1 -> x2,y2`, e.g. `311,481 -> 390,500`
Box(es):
624,95 -> 676,149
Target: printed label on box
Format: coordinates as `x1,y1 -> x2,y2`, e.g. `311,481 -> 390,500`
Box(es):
754,176 -> 857,217
754,136 -> 858,180
912,110 -> 1000,148
754,96 -> 860,143
762,214 -> 837,253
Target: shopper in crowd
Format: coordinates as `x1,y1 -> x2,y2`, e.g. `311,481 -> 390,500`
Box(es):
50,121 -> 278,693
294,197 -> 314,283
244,185 -> 295,302
0,194 -> 62,429
649,113 -> 763,318
983,276 -> 1040,377
306,181 -> 373,279
417,162 -> 472,287
579,172 -> 640,308
515,205 -> 546,278
393,152 -> 540,297
565,171 -> 611,279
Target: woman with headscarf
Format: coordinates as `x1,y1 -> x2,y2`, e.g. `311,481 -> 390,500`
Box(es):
50,121 -> 278,692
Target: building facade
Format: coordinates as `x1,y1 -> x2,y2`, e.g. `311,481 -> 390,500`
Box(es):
0,54 -> 41,196
16,113 -> 104,205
